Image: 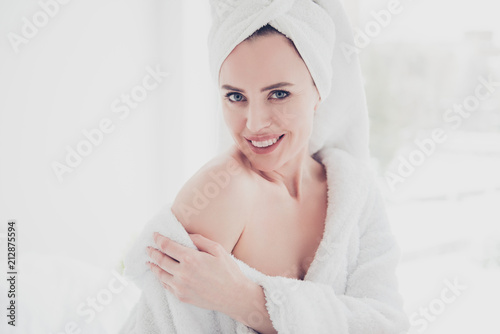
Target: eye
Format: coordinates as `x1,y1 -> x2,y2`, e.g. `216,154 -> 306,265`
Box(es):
270,90 -> 290,99
226,92 -> 246,102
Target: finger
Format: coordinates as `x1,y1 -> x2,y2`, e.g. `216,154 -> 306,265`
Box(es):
149,261 -> 173,286
148,246 -> 179,275
189,233 -> 225,257
161,281 -> 175,295
153,232 -> 189,262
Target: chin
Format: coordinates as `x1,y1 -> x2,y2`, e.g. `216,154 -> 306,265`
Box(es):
245,151 -> 285,172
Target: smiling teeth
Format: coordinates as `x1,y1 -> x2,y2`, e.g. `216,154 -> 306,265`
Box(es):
251,137 -> 279,148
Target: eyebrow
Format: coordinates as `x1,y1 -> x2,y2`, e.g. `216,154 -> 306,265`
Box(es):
221,82 -> 294,93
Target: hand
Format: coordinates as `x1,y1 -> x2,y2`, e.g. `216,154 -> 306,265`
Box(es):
146,231 -> 251,315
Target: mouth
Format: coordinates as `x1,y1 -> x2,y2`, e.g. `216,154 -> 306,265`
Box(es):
247,134 -> 285,148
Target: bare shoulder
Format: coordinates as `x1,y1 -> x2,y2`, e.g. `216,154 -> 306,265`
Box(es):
171,147 -> 254,254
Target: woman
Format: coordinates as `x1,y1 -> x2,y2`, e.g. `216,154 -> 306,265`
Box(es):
120,1 -> 410,333
171,24 -> 328,281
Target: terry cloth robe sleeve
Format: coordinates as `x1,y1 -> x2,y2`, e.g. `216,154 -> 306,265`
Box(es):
254,180 -> 410,334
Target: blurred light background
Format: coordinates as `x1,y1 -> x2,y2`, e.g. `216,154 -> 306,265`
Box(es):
0,0 -> 499,333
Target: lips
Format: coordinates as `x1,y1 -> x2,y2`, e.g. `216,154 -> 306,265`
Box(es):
245,133 -> 285,154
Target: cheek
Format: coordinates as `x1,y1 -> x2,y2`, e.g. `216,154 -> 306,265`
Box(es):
222,106 -> 244,132
275,101 -> 314,133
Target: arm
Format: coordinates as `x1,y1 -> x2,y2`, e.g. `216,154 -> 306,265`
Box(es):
170,155 -> 248,254
229,183 -> 410,334
170,156 -> 278,333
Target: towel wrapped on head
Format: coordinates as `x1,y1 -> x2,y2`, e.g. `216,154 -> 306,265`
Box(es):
208,0 -> 370,162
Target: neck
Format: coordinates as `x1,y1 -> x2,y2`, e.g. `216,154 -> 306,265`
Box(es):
248,146 -> 324,202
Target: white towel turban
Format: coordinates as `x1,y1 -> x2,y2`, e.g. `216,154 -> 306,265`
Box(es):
208,0 -> 370,163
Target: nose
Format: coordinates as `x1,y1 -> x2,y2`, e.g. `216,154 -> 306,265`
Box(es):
246,101 -> 272,132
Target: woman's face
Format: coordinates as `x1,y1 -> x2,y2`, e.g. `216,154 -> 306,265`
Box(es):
219,33 -> 321,172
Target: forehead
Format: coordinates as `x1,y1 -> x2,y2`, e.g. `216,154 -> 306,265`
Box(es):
219,34 -> 311,88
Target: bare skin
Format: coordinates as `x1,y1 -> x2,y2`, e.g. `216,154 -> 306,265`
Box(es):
228,145 -> 328,280
170,144 -> 327,280
165,144 -> 327,333
151,32 -> 328,333
216,32 -> 328,280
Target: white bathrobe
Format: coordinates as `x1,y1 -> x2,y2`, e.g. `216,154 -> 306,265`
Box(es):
119,146 -> 410,334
